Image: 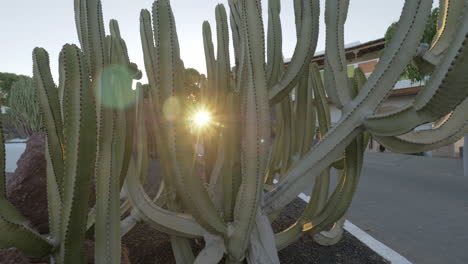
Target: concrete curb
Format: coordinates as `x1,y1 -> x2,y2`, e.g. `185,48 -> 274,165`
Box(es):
298,193 -> 412,264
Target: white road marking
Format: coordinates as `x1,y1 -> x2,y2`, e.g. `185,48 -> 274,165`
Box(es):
298,192 -> 413,264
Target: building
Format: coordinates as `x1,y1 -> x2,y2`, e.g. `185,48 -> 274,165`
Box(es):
309,38 -> 464,158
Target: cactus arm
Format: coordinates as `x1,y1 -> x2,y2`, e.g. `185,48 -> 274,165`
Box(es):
33,48 -> 65,195
194,234 -> 226,264
365,10 -> 468,136
120,210 -> 139,237
265,110 -> 284,184
276,133 -> 363,250
274,79 -> 334,246
152,0 -> 226,235
229,0 -> 247,93
58,52 -> 66,119
414,10 -> 468,113
292,41 -> 307,157
229,2 -> 242,78
74,0 -> 107,76
266,0 -> 284,87
32,49 -> 64,246
108,23 -> 136,188
363,105 -> 428,136
94,66 -> 119,264
278,99 -> 294,180
94,111 -> 120,264
274,168 -> 343,250
374,98 -> 468,153
375,125 -> 468,154
140,10 -> 179,198
124,160 -> 205,237
57,44 -> 97,264
306,136 -> 364,234
438,0 -> 446,29
294,0 -> 303,37
0,217 -> 52,257
120,105 -> 136,186
301,67 -> 317,155
323,0 -> 351,109
203,21 -> 217,97
140,9 -> 158,95
223,94 -> 242,222
216,4 -> 231,105
424,0 -> 465,64
295,69 -> 315,156
395,99 -> 468,143
0,118 -> 26,225
139,9 -> 179,196
273,67 -> 331,248
134,83 -> 149,184
246,210 -> 281,264
268,0 -> 319,104
263,0 -> 432,214
228,0 -> 271,260
171,236 -> 195,263
313,214 -> 346,246
311,63 -> 331,136
74,0 -> 88,66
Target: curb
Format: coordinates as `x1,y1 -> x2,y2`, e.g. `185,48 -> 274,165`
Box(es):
298,193 -> 412,264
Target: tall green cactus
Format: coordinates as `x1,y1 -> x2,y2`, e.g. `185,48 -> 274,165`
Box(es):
7,76 -> 42,138
1,0 -> 140,263
132,0 -> 468,262
2,0 -> 468,263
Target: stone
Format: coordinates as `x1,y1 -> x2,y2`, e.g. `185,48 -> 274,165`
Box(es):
0,249 -> 39,264
5,132 -> 97,234
6,133 -> 48,234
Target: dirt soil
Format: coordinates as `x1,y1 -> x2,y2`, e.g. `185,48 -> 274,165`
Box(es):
123,198 -> 389,264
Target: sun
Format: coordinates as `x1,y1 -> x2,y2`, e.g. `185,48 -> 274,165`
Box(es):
193,110 -> 211,127
189,106 -> 214,132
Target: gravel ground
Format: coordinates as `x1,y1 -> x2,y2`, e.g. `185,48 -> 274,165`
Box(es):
123,198 -> 389,264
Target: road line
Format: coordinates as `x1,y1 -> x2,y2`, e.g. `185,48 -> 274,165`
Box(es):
298,192 -> 412,264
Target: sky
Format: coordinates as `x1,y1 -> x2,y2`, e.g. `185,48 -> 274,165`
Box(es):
0,0 -> 437,82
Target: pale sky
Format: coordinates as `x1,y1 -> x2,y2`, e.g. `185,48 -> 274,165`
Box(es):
0,0 -> 438,82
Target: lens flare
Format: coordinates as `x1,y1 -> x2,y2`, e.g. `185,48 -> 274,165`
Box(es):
193,110 -> 211,128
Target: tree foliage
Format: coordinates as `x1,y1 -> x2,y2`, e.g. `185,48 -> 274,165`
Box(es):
384,8 -> 439,83
184,67 -> 203,101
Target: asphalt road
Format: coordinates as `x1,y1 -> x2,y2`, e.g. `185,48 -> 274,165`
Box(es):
341,152 -> 468,264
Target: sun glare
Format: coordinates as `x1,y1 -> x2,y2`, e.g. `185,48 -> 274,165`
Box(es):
193,109 -> 211,128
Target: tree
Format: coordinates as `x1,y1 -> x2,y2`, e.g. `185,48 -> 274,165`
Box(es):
384,8 -> 439,83
184,67 -> 203,101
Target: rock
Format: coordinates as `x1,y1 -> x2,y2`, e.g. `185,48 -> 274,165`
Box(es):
5,132 -> 97,234
6,133 -> 48,234
0,249 -> 37,264
84,241 -> 131,264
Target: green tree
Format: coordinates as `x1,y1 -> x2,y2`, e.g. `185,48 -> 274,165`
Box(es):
384,8 -> 439,83
184,67 -> 202,100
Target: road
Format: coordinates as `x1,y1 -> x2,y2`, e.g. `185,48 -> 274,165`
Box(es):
342,152 -> 468,264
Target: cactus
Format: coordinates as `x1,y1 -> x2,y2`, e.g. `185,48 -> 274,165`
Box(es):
1,0 -> 141,263
7,76 -> 42,138
2,0 -> 468,263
